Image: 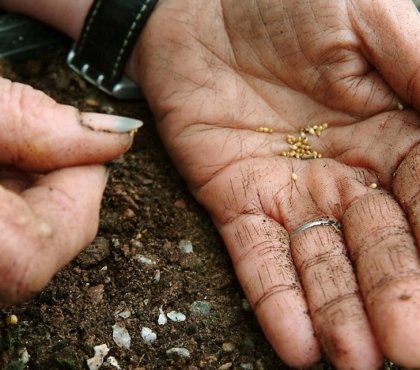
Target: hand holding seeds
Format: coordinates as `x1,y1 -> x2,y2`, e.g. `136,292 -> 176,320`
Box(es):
136,1 -> 420,369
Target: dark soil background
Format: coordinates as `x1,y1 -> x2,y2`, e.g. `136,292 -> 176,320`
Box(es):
0,47 -> 404,370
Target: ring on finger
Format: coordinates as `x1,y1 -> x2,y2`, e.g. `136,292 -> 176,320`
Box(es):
290,218 -> 342,239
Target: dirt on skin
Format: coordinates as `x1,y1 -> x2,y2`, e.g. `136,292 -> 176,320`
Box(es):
0,50 -> 399,370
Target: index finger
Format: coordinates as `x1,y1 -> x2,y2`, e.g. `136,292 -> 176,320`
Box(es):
0,78 -> 142,172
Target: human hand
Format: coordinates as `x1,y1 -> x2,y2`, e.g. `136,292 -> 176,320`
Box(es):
2,0 -> 419,368
132,1 -> 420,369
0,77 -> 140,306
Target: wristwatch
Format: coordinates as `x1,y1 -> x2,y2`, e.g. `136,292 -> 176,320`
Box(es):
67,0 -> 158,99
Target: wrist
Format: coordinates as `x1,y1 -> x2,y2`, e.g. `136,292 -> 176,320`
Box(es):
0,0 -> 94,39
0,0 -> 164,96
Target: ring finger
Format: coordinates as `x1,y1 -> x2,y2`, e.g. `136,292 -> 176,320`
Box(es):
289,216 -> 381,369
282,161 -> 384,369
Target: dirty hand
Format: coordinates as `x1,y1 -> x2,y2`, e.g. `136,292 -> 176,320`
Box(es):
2,0 -> 420,369
0,77 -> 140,306
134,1 -> 420,369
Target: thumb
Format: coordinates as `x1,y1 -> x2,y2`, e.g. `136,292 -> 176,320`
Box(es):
351,0 -> 420,110
0,77 -> 142,172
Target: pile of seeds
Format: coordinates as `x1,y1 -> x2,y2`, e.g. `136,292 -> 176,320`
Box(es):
280,123 -> 328,160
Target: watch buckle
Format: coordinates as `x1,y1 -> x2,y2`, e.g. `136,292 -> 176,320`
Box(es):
67,46 -> 142,100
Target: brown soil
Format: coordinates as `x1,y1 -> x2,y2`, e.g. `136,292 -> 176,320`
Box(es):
0,50 -> 398,370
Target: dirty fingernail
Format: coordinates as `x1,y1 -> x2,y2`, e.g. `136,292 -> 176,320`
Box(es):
80,112 -> 143,133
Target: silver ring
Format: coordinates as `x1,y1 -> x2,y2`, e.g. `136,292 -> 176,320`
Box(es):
290,218 -> 342,239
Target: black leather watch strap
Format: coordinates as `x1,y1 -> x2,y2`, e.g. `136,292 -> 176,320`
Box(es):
67,0 -> 158,99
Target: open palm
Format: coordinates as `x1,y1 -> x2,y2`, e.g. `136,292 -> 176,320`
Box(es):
134,1 -> 420,368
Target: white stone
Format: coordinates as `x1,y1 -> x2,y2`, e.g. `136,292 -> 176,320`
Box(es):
167,311 -> 186,322
178,240 -> 193,254
87,344 -> 110,370
141,327 -> 157,343
158,307 -> 167,325
112,323 -> 131,349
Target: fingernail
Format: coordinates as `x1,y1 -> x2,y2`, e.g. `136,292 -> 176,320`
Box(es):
114,117 -> 144,133
80,112 -> 143,133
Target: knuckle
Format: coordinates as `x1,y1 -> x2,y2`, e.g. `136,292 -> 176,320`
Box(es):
0,77 -> 57,133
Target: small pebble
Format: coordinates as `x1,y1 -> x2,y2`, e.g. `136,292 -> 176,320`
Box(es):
255,359 -> 265,370
100,105 -> 115,114
153,270 -> 161,283
158,307 -> 167,325
115,309 -> 131,319
174,199 -> 187,209
107,356 -> 121,370
240,364 -> 254,370
87,344 -> 109,370
179,240 -> 194,254
241,298 -> 251,312
112,323 -> 131,349
166,347 -> 190,359
141,327 -> 157,343
218,363 -> 233,370
167,311 -> 186,322
222,342 -> 235,353
191,301 -> 211,316
134,255 -> 155,265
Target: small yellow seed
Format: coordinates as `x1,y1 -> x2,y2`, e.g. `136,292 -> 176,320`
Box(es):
369,183 -> 378,189
291,173 -> 298,181
7,315 -> 18,326
302,153 -> 315,159
322,123 -> 329,129
308,127 -> 315,135
397,102 -> 404,111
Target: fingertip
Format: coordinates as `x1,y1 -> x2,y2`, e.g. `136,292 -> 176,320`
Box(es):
0,78 -> 138,171
256,296 -> 322,368
317,321 -> 382,370
372,291 -> 420,368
